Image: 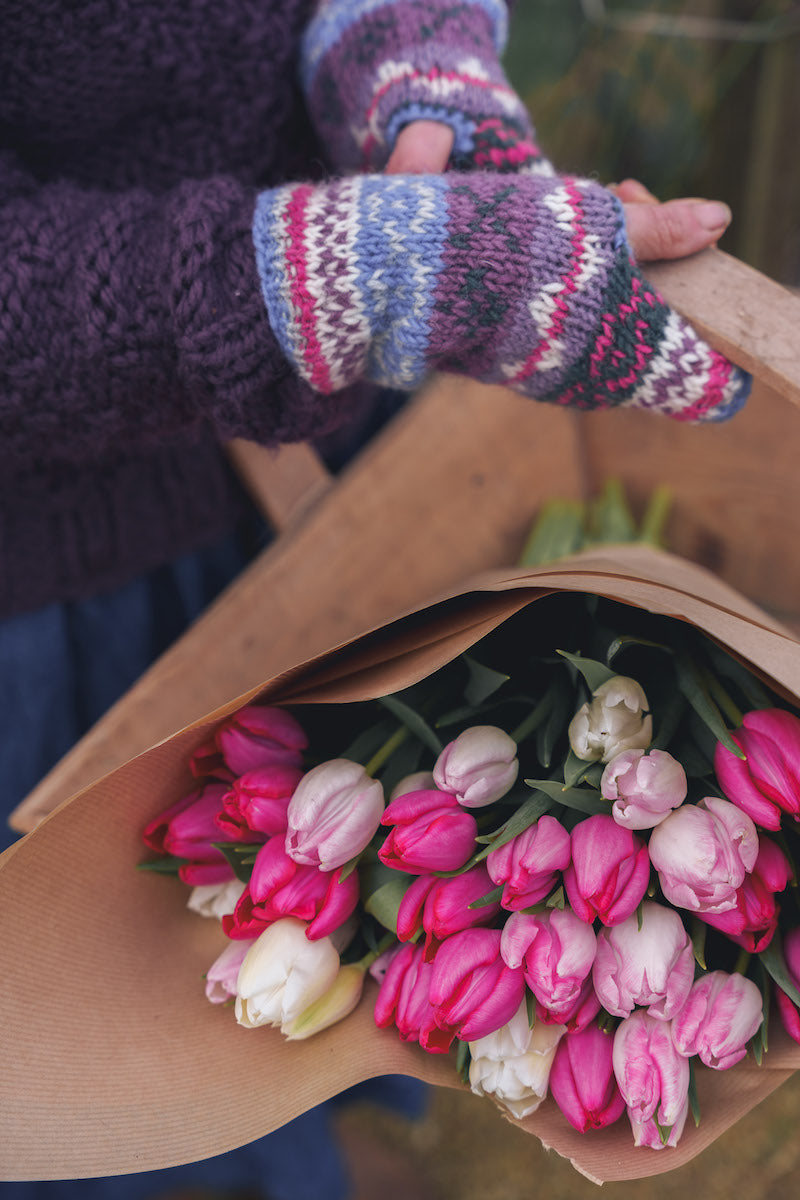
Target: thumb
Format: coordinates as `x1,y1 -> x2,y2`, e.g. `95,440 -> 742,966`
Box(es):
623,196 -> 732,263
384,120 -> 455,175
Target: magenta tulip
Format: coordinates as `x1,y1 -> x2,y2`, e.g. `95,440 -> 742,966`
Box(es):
285,759 -> 384,871
216,764 -> 304,839
396,865 -> 502,959
222,835 -> 359,942
486,815 -> 571,910
432,725 -> 519,808
715,708 -> 800,831
373,942 -> 453,1054
671,971 -> 763,1069
613,1011 -> 690,1148
378,788 -> 478,874
143,781 -> 258,885
216,705 -> 307,776
774,928 -> 800,1045
549,1022 -> 626,1133
601,748 -> 687,830
648,796 -> 758,913
500,909 -> 596,1025
430,928 -> 525,1042
562,814 -> 650,926
592,902 -> 695,1020
697,834 -> 792,952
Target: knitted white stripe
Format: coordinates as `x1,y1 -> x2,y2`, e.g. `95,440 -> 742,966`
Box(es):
255,188 -> 306,373
301,177 -> 372,391
621,309 -> 714,415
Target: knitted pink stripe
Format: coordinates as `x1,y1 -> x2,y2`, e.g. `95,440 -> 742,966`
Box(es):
508,178 -> 587,386
587,276 -> 654,389
669,355 -> 733,422
282,185 -> 334,393
362,65 -> 518,163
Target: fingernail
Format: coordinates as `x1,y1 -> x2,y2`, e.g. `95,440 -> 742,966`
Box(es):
694,201 -> 732,231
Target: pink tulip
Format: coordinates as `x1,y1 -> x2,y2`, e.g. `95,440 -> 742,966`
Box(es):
562,814 -> 650,926
697,834 -> 792,952
549,1022 -> 626,1133
143,782 -> 254,885
222,836 -> 359,942
204,939 -> 255,1004
396,865 -> 502,959
774,928 -> 800,1045
592,901 -> 694,1020
216,705 -> 308,776
430,928 -> 525,1042
500,910 -> 597,1026
671,971 -> 763,1069
715,708 -> 800,831
432,725 -> 519,808
486,815 -> 571,910
373,942 -> 453,1054
378,788 -> 478,874
285,759 -> 384,871
613,1011 -> 690,1148
648,796 -> 758,913
601,748 -> 687,830
216,765 -> 304,839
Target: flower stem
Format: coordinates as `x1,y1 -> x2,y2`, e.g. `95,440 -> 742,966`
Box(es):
733,947 -> 752,976
357,932 -> 397,970
364,726 -> 409,777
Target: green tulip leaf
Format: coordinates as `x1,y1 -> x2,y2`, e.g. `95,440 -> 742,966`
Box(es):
557,649 -> 616,692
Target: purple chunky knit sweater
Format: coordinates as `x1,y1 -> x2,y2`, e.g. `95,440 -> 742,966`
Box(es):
1,0 -> 356,619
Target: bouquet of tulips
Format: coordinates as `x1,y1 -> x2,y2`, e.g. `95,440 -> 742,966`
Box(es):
141,585 -> 800,1153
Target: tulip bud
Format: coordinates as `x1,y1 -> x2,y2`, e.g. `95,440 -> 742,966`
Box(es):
217,765 -> 304,840
486,815 -> 571,911
715,708 -> 800,831
396,865 -> 502,959
562,814 -> 650,926
378,788 -> 478,874
234,918 -> 340,1030
500,910 -> 596,1026
374,942 -> 453,1054
389,771 -> 435,800
671,971 -> 763,1069
281,963 -> 365,1040
430,928 -> 525,1042
592,902 -> 694,1020
432,725 -> 519,808
468,1003 -> 565,1120
285,759 -> 384,871
648,796 -> 758,913
205,939 -> 255,1003
613,1011 -> 690,1148
774,928 -> 800,1045
143,782 -> 249,885
217,706 -> 308,776
187,878 -> 246,920
697,833 -> 792,952
549,1022 -> 626,1133
601,748 -> 687,830
568,676 -> 652,763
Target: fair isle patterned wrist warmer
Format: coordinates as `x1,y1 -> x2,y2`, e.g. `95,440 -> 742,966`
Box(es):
253,172 -> 749,420
301,0 -> 548,173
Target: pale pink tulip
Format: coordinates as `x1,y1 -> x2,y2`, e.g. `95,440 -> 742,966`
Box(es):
648,796 -> 758,913
601,748 -> 687,830
285,759 -> 384,871
697,833 -> 791,952
592,902 -> 695,1020
501,910 -> 596,1025
613,1011 -> 690,1148
433,725 -> 518,808
671,971 -> 763,1069
204,939 -> 255,1003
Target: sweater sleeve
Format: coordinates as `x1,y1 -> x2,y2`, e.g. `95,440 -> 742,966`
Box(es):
0,152 -> 350,466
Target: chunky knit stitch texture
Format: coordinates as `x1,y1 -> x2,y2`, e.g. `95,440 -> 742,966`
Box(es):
302,0 -> 547,173
255,172 -> 749,420
0,0 -> 378,620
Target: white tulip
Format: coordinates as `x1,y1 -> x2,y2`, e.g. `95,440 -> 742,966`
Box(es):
187,878 -> 246,920
468,1003 -> 565,1119
568,676 -> 652,763
235,918 -> 340,1030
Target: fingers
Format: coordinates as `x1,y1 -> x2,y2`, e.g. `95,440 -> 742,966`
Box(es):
623,195 -> 732,263
612,178 -> 659,205
384,120 -> 455,175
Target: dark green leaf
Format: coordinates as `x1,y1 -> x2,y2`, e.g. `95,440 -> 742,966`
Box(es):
378,736 -> 425,799
472,793 -> 553,862
545,885 -> 566,910
687,1060 -> 701,1128
654,1112 -> 673,1148
705,642 -> 775,712
212,842 -> 260,884
675,653 -> 744,759
136,855 -> 185,875
378,695 -> 443,755
557,649 -> 616,692
562,749 -> 595,789
607,634 -> 672,665
526,989 -> 537,1029
690,917 -> 707,971
525,778 -> 606,816
456,1039 -> 472,1085
364,875 -> 414,935
537,673 -> 572,769
760,936 -> 800,1007
462,655 -> 510,707
342,718 -> 395,766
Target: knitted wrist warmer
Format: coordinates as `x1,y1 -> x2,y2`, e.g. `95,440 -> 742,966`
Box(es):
254,172 -> 749,421
301,0 -> 547,173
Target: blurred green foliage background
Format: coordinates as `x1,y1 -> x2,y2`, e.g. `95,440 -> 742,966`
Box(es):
503,0 -> 800,282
